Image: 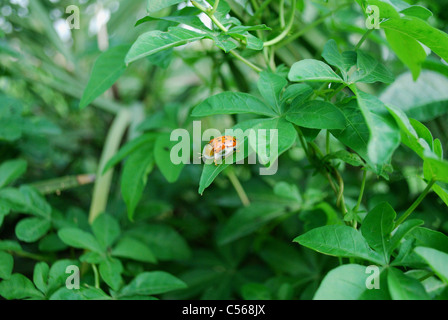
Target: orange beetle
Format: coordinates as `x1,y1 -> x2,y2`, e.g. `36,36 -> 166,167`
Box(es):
202,135 -> 237,165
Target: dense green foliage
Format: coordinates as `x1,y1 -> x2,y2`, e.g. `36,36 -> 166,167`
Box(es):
1,0 -> 448,300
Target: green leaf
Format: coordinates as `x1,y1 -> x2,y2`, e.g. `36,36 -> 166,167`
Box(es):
384,29 -> 426,80
33,262 -> 49,295
415,247 -> 448,283
38,233 -> 68,252
241,283 -> 271,300
257,71 -> 287,114
121,144 -> 155,221
112,237 -> 157,263
103,133 -> 158,174
147,0 -> 184,13
126,224 -> 191,261
432,183 -> 448,207
15,217 -> 51,243
387,267 -> 430,300
381,16 -> 448,64
354,89 -> 400,165
330,99 -> 370,164
294,225 -> 384,264
424,158 -> 448,183
401,6 -> 433,20
79,45 -> 130,109
58,228 -> 104,254
388,219 -> 424,256
50,287 -> 111,300
281,83 -> 313,104
47,260 -> 80,295
360,202 -> 396,263
325,150 -> 365,167
154,133 -> 185,183
92,214 -> 121,249
314,264 -> 372,300
288,59 -> 344,83
0,251 -> 13,279
381,71 -> 448,121
218,203 -> 292,245
409,227 -> 448,254
99,258 -> 123,291
0,274 -> 43,300
192,92 -> 277,117
125,27 -> 205,64
0,159 -> 27,188
286,100 -> 346,129
322,39 -> 352,81
386,104 -> 432,159
350,50 -> 394,84
119,271 -> 187,297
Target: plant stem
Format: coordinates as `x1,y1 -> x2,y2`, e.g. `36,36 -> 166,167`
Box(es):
279,3 -> 350,47
264,0 -> 297,47
91,264 -> 100,289
211,0 -> 220,14
328,84 -> 347,101
326,130 -> 330,154
229,50 -> 263,72
355,28 -> 374,50
88,108 -> 131,224
227,169 -> 250,207
354,169 -> 367,213
191,0 -> 263,73
279,0 -> 286,28
29,174 -> 96,195
394,179 -> 436,228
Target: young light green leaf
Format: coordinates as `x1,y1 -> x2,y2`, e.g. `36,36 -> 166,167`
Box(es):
192,92 -> 277,117
15,217 -> 51,243
415,247 -> 448,283
57,228 -> 104,253
0,159 -> 27,188
294,225 -> 384,264
387,267 -> 430,300
99,258 -> 123,291
288,59 -> 344,83
79,45 -> 130,109
286,100 -> 346,129
0,251 -> 13,279
119,271 -> 187,297
154,133 -> 185,183
384,29 -> 426,80
112,237 -> 157,263
125,27 -> 205,64
92,214 -> 121,249
121,144 -> 155,221
381,16 -> 448,64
